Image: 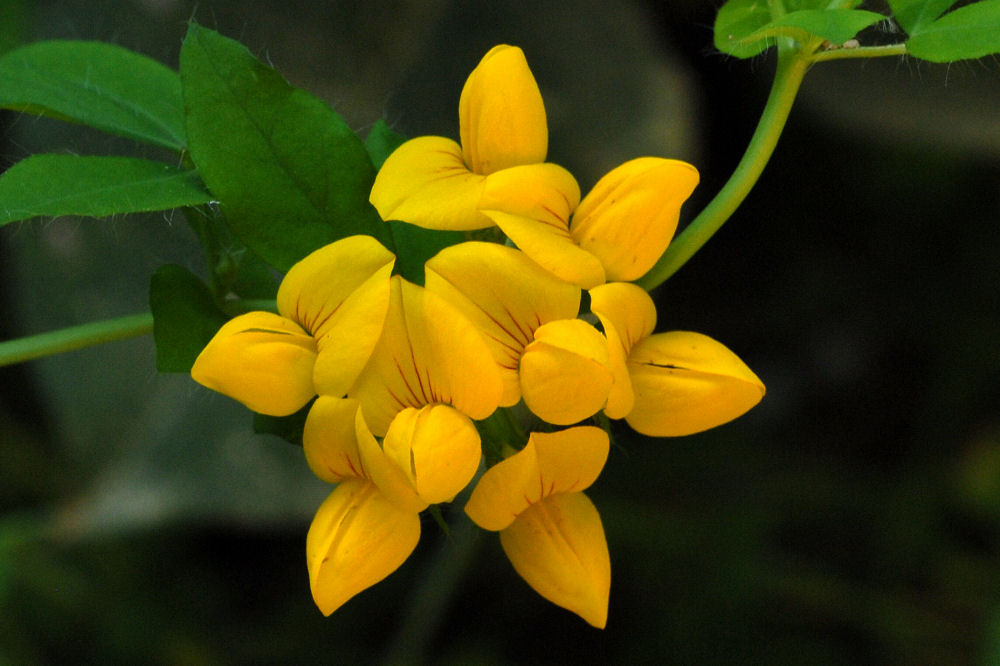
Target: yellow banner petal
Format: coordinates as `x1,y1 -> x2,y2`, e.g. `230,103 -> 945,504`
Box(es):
369,136 -> 490,230
276,235 -> 394,337
500,492 -> 610,628
306,479 -> 421,616
425,242 -> 580,407
519,319 -> 613,425
191,311 -> 316,416
465,426 -> 609,531
351,277 -> 502,436
589,282 -> 658,419
382,405 -> 481,504
572,158 -> 699,282
626,331 -> 765,437
303,396 -> 365,483
459,45 -> 547,175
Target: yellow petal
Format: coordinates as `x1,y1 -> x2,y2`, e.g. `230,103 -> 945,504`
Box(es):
354,405 -> 427,514
191,311 -> 316,416
276,235 -> 394,341
351,277 -> 503,436
369,136 -> 491,230
626,331 -> 765,437
485,210 -> 606,289
459,45 -> 547,175
478,162 -> 604,289
465,426 -> 609,531
571,158 -> 699,281
424,241 -> 580,407
306,479 -> 420,616
303,396 -> 365,483
519,319 -> 612,425
500,492 -> 610,628
589,282 -> 658,419
382,405 -> 481,504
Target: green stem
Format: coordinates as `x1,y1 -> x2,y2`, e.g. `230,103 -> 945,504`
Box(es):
809,43 -> 906,63
636,51 -> 811,290
0,312 -> 154,368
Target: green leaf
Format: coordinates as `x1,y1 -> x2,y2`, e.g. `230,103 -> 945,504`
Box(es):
365,119 -> 407,170
769,9 -> 886,45
252,398 -> 314,447
180,22 -> 389,273
0,41 -> 186,150
0,155 -> 211,225
888,0 -> 957,34
716,1 -> 885,57
715,0 -> 776,58
903,0 -> 1000,62
149,264 -> 228,373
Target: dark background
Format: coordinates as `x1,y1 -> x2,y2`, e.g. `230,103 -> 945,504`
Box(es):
2,1 -> 999,663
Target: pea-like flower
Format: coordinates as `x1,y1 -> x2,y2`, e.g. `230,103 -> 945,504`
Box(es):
590,281 -> 765,436
190,235 -> 395,414
464,426 -> 611,628
369,44 -> 549,231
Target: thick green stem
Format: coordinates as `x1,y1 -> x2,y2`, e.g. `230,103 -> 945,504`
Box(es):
0,312 -> 154,368
636,52 -> 810,290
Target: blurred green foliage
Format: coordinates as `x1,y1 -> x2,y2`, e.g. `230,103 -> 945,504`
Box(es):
1,1 -> 999,663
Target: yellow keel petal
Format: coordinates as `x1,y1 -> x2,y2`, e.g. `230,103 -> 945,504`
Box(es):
626,331 -> 765,436
459,45 -> 547,174
500,492 -> 610,629
306,479 -> 420,616
191,311 -> 316,416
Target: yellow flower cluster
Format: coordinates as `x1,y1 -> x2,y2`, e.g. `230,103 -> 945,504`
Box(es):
191,44 -> 765,629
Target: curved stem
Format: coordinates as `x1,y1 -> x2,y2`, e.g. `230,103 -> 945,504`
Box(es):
0,313 -> 154,368
636,51 -> 811,290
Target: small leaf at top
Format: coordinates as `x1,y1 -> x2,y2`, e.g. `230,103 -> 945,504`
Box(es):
0,155 -> 211,226
887,0 -> 957,34
149,264 -> 228,373
180,22 -> 390,273
903,0 -> 1000,62
715,0 -> 776,58
0,41 -> 186,150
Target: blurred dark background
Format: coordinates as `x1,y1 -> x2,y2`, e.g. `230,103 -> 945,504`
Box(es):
2,0 -> 999,663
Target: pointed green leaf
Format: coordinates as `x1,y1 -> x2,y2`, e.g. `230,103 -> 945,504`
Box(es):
387,221 -> 462,285
715,0 -> 776,58
0,41 -> 185,150
0,155 -> 211,225
904,0 -> 1000,62
888,0 -> 957,34
180,22 -> 389,272
149,265 -> 228,373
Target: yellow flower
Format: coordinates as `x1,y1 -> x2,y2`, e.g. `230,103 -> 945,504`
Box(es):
190,235 -> 394,415
303,397 -> 423,615
590,282 -> 765,436
479,157 -> 699,288
369,44 -> 549,230
465,427 -> 611,628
